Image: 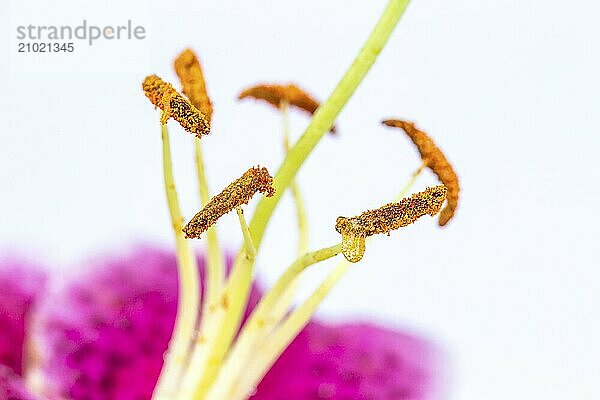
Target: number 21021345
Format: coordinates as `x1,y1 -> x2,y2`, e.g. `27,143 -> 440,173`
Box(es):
18,42 -> 74,53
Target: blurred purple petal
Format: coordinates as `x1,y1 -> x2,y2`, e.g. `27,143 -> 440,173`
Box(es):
0,365 -> 39,400
20,246 -> 445,399
29,247 -> 177,400
0,258 -> 46,376
30,247 -> 261,400
254,322 -> 444,400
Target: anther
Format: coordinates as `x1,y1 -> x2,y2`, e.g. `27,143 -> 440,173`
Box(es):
335,185 -> 447,262
239,83 -> 336,133
174,49 -> 213,123
382,119 -> 459,226
142,74 -> 210,138
183,167 -> 275,239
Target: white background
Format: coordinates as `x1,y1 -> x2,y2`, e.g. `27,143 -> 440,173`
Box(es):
1,0 -> 599,399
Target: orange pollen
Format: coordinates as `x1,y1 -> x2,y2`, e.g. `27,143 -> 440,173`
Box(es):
142,74 -> 210,138
183,167 -> 275,239
173,49 -> 214,123
382,119 -> 460,226
238,83 -> 336,134
335,185 -> 447,262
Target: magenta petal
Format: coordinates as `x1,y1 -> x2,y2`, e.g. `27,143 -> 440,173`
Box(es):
254,321 -> 444,400
30,247 -> 261,400
0,365 -> 39,400
0,259 -> 46,376
29,247 -> 178,400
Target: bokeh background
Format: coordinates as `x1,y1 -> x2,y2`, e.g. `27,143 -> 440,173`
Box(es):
1,0 -> 599,399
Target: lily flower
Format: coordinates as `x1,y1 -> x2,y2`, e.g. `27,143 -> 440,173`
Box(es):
1,1 -> 460,398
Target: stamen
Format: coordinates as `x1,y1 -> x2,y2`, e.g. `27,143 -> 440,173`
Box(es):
382,119 -> 460,226
174,49 -> 213,122
207,243 -> 342,399
238,83 -> 336,133
183,167 -> 275,239
336,185 -> 447,262
147,1 -> 418,398
152,125 -> 200,400
228,166 -> 428,399
232,259 -> 350,400
142,74 -> 210,138
173,48 -> 225,313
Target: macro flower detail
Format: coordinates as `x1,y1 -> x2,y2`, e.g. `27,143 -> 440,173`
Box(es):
137,2 -> 458,397
142,74 -> 210,137
183,166 -> 275,239
173,49 -> 213,122
382,119 -> 460,226
336,185 -> 448,262
1,2 -> 461,399
144,34 -> 453,395
239,83 -> 337,133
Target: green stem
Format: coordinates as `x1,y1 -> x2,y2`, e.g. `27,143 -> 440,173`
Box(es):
232,261 -> 350,400
153,125 -> 200,400
194,138 -> 225,306
236,207 -> 256,260
206,243 -> 342,399
281,103 -> 310,256
249,0 -> 411,249
178,208 -> 257,399
395,162 -> 425,201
